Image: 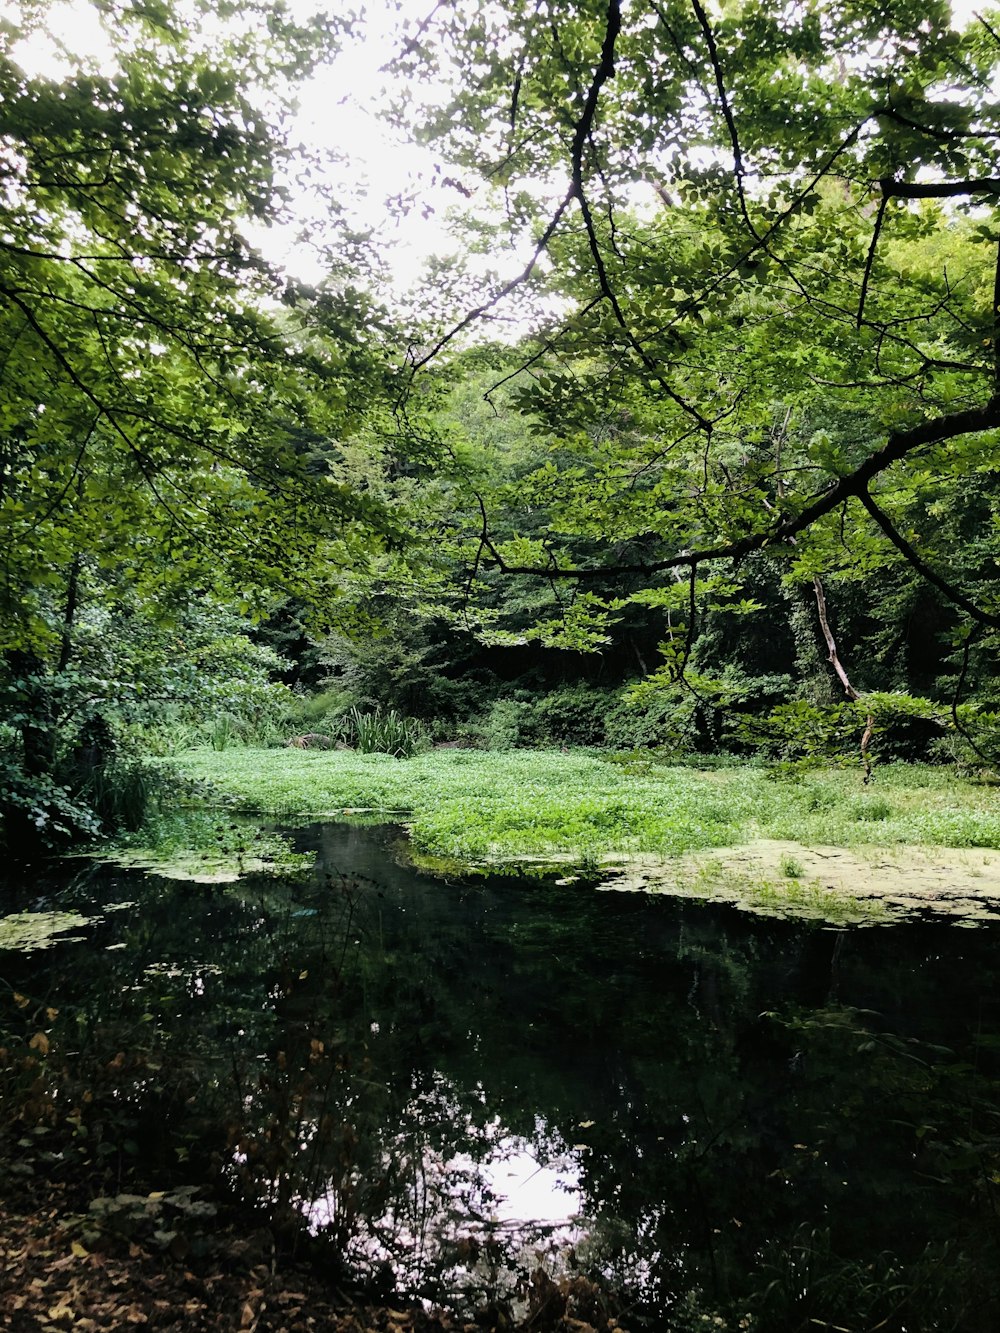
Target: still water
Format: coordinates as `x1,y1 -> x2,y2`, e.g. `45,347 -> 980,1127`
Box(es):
4,821 -> 1000,1329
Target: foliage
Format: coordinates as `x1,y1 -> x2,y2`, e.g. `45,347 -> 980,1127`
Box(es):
376,1 -> 1000,763
468,697 -> 538,750
0,0 -> 417,853
166,749 -> 1000,875
287,685 -> 355,737
0,753 -> 103,852
0,600 -> 294,849
340,706 -> 425,759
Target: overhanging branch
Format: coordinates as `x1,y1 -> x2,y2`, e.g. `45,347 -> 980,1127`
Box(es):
857,487 -> 1000,628
480,404 -> 1000,581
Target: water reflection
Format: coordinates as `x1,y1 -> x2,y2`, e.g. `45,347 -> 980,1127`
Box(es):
2,822 -> 1000,1329
308,1071 -> 584,1305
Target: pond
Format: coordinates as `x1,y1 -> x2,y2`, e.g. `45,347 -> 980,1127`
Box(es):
3,819 -> 1000,1330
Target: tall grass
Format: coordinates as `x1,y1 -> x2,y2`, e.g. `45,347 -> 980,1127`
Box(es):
341,707 -> 424,758
84,758 -> 158,832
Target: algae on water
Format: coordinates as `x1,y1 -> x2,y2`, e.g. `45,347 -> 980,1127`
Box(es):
0,911 -> 96,952
595,839 -> 1000,927
101,810 -> 313,883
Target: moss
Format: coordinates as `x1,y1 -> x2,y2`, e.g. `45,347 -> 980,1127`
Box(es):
599,839 -> 1000,926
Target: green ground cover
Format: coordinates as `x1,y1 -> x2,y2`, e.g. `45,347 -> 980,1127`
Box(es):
165,749 -> 1000,870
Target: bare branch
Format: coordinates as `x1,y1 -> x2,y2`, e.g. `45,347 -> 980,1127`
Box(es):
405,189 -> 575,374
690,0 -> 759,240
812,573 -> 872,779
857,487 -> 1000,628
857,193 -> 888,328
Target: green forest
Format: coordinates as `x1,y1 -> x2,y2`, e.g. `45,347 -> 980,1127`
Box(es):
4,0 -> 1000,1329
6,0 -> 1000,845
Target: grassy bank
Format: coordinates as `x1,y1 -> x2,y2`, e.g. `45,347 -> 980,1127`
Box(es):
166,749 -> 1000,869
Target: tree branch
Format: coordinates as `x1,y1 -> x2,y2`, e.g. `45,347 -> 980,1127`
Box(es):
690,0 -> 759,240
567,0 -> 711,430
405,189 -> 575,374
481,404 -> 1000,581
812,573 -> 872,779
857,488 -> 1000,628
858,193 -> 888,328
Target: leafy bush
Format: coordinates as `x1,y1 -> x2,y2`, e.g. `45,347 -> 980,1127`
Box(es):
850,796 -> 893,823
531,685 -> 614,746
320,616 -> 485,721
464,687 -> 624,750
604,686 -> 693,752
288,685 -> 354,735
0,756 -> 103,853
476,698 -> 539,749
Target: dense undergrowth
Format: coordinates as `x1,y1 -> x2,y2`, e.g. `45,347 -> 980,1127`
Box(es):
166,749 -> 1000,870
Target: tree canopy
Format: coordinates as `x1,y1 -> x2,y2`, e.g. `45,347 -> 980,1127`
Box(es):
0,0 -> 414,845
0,0 -> 408,659
393,0 -> 1000,622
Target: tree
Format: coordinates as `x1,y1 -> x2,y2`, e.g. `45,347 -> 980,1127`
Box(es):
0,0 -> 407,847
392,0 -> 1000,757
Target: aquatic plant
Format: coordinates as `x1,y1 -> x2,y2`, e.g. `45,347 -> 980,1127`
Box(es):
0,911 -> 94,952
340,707 -> 424,758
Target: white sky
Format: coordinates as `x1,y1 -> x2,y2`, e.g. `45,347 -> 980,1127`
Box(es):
8,0 -> 989,295
9,0 -> 456,288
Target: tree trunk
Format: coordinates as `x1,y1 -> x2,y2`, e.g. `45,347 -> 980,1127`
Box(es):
7,649 -> 57,779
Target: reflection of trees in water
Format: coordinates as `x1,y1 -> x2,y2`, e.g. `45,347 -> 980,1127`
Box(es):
305,1072 -> 584,1310
6,826 -> 1000,1327
322,837 -> 1000,1326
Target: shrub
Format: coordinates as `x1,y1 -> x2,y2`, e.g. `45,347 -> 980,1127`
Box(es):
532,685 -> 615,746
0,757 -> 103,854
478,698 -> 539,749
288,685 -> 355,734
604,687 -> 694,752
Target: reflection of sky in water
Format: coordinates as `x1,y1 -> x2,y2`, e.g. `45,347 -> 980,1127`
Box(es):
304,1073 -> 585,1298
450,1136 -> 580,1226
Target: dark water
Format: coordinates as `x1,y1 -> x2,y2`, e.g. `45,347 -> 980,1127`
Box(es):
3,821 -> 1000,1329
